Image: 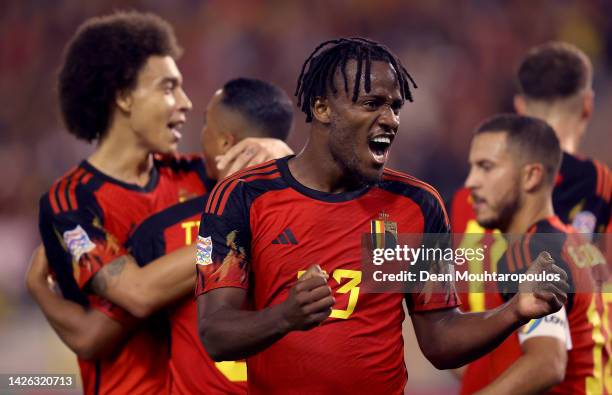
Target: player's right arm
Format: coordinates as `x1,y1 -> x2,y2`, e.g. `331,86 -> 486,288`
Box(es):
197,264 -> 334,361
88,244 -> 196,318
39,184 -> 194,320
195,178 -> 333,361
25,246 -> 132,360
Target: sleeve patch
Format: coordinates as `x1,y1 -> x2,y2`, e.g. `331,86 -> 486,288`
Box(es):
196,236 -> 213,266
62,225 -> 96,262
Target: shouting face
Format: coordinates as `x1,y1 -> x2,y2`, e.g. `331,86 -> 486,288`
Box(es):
322,60 -> 403,184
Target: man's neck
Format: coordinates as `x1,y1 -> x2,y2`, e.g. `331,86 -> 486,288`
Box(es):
288,132 -> 363,194
88,124 -> 154,187
504,194 -> 554,234
524,104 -> 583,154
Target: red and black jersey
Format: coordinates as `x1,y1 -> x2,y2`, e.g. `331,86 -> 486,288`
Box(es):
460,217 -> 611,395
553,152 -> 612,234
195,156 -> 459,395
38,154 -> 210,395
128,195 -> 246,395
451,152 -> 612,394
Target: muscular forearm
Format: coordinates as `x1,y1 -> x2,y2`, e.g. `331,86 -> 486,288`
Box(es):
412,297 -> 527,369
198,300 -> 289,361
477,338 -> 567,395
476,358 -> 559,395
92,245 -> 196,317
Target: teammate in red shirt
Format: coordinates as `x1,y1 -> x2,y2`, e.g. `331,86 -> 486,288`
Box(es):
33,12 -> 199,394
452,42 -> 612,394
28,78 -> 294,394
462,113 -> 610,394
127,78 -> 293,395
196,38 -> 569,394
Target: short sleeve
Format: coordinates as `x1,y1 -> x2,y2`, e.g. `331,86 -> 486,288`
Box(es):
195,183 -> 251,297
38,189 -> 128,298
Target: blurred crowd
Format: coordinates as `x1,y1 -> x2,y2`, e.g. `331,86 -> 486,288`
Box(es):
0,1 -> 611,390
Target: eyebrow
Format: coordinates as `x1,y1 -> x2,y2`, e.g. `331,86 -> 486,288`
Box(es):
160,76 -> 181,86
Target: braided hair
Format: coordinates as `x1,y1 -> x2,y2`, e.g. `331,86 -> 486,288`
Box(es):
295,37 -> 417,122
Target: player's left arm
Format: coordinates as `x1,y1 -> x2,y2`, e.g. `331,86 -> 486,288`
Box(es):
25,246 -> 134,360
410,252 -> 569,370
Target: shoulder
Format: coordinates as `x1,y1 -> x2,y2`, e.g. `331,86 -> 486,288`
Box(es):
204,160 -> 286,217
39,165 -> 100,218
378,168 -> 449,223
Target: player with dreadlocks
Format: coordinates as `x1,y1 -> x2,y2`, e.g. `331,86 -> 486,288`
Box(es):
195,38 -> 569,394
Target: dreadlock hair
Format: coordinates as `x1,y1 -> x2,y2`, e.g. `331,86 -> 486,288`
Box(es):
295,37 -> 417,122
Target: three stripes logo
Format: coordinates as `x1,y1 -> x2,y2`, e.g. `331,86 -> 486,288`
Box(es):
272,228 -> 298,245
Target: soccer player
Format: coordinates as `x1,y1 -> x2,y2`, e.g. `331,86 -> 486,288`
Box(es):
462,113 -> 610,394
453,42 -> 611,238
35,12 -> 290,395
29,77 -> 293,394
195,38 -> 569,394
451,42 -> 612,393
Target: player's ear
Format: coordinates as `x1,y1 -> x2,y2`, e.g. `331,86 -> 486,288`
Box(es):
312,97 -> 331,124
522,163 -> 545,192
219,132 -> 237,154
115,89 -> 133,113
513,95 -> 527,115
581,89 -> 594,121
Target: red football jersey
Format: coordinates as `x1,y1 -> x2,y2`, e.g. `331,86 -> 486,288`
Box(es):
458,216 -> 611,395
196,157 -> 459,394
39,154 -> 208,395
128,195 -> 246,395
452,151 -> 612,394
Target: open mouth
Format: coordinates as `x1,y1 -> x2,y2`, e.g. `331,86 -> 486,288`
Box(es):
368,135 -> 393,164
167,120 -> 184,141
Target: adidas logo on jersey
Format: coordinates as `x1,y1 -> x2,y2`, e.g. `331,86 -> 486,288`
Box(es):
272,228 -> 298,245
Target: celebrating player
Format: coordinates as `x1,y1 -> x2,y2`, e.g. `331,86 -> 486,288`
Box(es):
33,11 -> 290,395
29,77 -> 293,394
452,42 -> 612,394
462,113 -> 610,394
195,38 -> 569,394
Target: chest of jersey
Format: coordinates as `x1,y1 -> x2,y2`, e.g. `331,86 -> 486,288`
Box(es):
247,187 -> 425,310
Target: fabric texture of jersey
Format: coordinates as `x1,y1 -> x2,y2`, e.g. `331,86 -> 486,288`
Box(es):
196,156 -> 459,395
128,194 -> 246,395
39,154 -> 209,395
460,217 -> 611,395
451,152 -> 612,394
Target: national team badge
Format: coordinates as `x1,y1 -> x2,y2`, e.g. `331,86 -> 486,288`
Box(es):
63,225 -> 96,262
370,211 -> 398,249
196,236 -> 213,265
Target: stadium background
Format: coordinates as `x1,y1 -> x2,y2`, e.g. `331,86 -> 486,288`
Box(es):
0,1 -> 611,393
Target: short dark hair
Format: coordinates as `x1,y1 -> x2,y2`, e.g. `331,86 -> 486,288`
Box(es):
59,11 -> 182,142
221,78 -> 293,141
517,41 -> 591,100
295,37 -> 417,122
475,114 -> 562,185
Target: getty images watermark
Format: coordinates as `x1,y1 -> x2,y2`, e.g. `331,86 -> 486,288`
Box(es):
360,233 -> 611,294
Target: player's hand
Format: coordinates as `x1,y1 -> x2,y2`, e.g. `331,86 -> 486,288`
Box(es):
24,245 -> 53,294
514,252 -> 570,322
280,265 -> 334,331
216,138 -> 293,179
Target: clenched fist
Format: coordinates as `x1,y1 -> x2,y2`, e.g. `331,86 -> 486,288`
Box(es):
514,252 -> 570,321
280,265 -> 334,331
